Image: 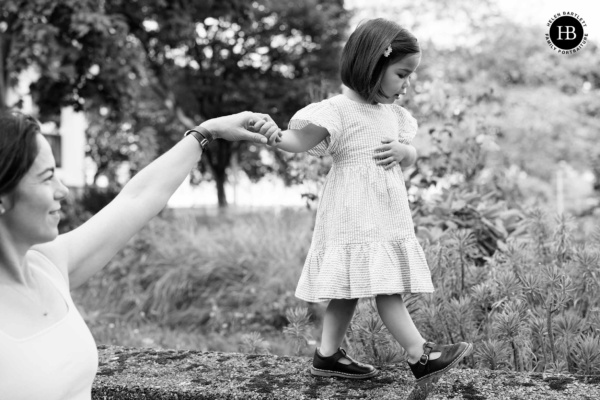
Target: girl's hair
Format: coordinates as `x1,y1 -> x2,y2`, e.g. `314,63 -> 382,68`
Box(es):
0,111 -> 41,195
340,18 -> 420,103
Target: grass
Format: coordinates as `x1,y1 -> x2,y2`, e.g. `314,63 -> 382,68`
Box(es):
73,207 -> 324,356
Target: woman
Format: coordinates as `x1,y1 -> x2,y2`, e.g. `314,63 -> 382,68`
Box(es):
0,110 -> 279,399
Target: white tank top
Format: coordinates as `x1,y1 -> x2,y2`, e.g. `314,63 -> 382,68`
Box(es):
0,250 -> 98,400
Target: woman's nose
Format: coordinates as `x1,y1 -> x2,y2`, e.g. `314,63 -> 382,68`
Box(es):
55,179 -> 70,201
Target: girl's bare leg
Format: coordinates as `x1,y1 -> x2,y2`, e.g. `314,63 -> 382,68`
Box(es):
319,298 -> 358,363
376,294 -> 440,363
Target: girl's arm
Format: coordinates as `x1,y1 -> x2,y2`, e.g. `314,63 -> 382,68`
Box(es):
399,145 -> 417,168
273,124 -> 330,153
34,112 -> 271,288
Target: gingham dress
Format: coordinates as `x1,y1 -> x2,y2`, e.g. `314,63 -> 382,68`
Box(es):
291,94 -> 434,303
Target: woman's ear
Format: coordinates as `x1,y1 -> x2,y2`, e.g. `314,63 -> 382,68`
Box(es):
0,194 -> 13,215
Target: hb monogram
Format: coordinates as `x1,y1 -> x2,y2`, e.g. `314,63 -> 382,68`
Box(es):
556,26 -> 577,40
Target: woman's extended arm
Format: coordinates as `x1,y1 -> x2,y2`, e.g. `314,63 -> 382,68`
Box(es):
35,112 -> 269,287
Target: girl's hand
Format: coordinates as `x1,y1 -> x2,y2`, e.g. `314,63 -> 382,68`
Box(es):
373,139 -> 417,170
248,113 -> 282,146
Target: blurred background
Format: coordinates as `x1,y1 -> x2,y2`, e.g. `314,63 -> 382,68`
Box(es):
2,0 -> 599,373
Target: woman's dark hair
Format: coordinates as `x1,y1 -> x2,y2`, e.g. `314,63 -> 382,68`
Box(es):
340,18 -> 420,103
0,111 -> 41,195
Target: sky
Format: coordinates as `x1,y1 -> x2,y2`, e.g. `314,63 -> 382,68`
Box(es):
345,0 -> 600,45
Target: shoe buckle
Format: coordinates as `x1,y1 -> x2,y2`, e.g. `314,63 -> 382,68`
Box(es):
419,341 -> 434,365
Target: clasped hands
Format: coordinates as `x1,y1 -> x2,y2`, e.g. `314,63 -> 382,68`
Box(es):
198,112 -> 281,144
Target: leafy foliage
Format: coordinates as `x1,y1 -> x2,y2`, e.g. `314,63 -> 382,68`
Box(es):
1,0 -> 350,205
348,300 -> 406,366
297,210 -> 599,374
239,331 -> 271,354
283,307 -> 314,356
0,0 -> 142,115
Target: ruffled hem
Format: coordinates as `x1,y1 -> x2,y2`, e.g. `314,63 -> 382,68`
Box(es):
295,237 -> 434,303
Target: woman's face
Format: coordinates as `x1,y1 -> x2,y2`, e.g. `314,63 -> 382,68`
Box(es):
0,134 -> 69,245
377,52 -> 421,104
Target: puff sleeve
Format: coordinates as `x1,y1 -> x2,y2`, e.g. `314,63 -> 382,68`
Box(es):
288,100 -> 342,156
392,105 -> 419,145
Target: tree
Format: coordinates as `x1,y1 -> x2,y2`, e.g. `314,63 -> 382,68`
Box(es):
1,0 -> 350,207
0,0 -> 141,115
101,0 -> 350,206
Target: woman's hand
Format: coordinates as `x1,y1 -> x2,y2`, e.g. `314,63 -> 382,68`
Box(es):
373,139 -> 417,170
248,113 -> 282,146
199,112 -> 277,144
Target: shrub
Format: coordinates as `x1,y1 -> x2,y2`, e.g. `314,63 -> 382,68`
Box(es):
285,210 -> 600,374
283,307 -> 315,356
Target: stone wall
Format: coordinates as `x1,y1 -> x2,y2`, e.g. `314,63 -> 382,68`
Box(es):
93,345 -> 600,399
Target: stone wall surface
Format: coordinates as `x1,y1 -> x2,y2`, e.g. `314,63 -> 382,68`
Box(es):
93,345 -> 600,400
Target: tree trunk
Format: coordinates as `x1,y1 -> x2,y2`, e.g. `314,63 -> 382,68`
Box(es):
207,140 -> 233,208
214,168 -> 227,207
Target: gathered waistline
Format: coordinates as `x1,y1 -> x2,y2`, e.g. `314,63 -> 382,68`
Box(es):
330,162 -> 401,171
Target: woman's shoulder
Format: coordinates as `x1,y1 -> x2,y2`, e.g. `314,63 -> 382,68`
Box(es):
27,247 -> 70,287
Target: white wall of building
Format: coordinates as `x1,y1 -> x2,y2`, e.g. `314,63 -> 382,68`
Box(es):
167,173 -> 307,208
58,107 -> 87,188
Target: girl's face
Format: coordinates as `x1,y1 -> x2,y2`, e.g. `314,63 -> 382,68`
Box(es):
0,135 -> 69,246
377,52 -> 421,104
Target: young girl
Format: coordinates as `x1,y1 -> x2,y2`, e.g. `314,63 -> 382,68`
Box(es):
258,18 -> 472,386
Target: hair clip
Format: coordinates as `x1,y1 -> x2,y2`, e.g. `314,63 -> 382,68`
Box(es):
383,45 -> 392,57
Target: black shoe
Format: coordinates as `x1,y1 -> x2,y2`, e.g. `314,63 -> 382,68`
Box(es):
311,348 -> 379,379
408,341 -> 472,385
